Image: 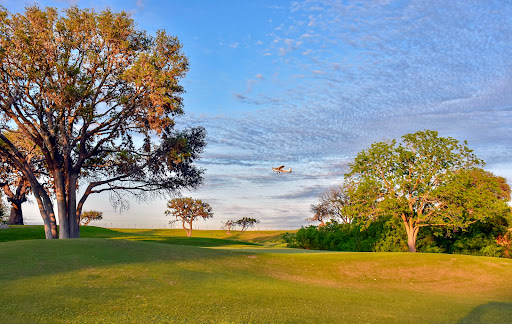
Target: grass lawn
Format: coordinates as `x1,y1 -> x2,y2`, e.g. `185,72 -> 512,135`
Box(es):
1,226 -> 511,323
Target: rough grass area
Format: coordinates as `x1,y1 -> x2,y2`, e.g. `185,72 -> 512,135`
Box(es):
1,226 -> 512,323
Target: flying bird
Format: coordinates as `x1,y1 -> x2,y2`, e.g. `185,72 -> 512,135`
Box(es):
272,165 -> 292,173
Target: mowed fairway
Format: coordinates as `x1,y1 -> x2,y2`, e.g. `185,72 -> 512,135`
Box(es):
1,227 -> 512,323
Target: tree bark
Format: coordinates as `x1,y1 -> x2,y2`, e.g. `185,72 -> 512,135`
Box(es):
68,173 -> 80,238
184,220 -> 192,237
32,184 -> 58,239
403,221 -> 417,252
3,180 -> 28,225
54,168 -> 70,239
8,203 -> 23,225
406,232 -> 416,252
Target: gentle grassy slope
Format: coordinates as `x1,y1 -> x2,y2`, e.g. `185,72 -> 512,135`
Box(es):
1,227 -> 512,323
0,225 -> 290,247
0,225 -> 47,242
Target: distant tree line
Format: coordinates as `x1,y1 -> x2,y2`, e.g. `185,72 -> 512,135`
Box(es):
286,130 -> 512,257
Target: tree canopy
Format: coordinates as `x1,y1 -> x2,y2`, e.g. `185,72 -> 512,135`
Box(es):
0,6 -> 205,238
308,186 -> 351,226
80,210 -> 103,226
221,219 -> 236,234
236,217 -> 259,233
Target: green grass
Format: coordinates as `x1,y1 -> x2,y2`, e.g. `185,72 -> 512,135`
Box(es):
0,225 -> 48,241
0,225 -> 291,247
1,226 -> 512,323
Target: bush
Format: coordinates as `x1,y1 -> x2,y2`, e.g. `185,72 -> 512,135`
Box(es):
288,215 -> 512,258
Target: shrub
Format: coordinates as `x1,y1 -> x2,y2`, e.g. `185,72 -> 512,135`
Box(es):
288,215 -> 512,257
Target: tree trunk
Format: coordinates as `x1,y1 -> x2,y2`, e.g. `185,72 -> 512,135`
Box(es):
31,183 -> 58,239
8,203 -> 24,225
403,221 -> 418,252
68,173 -> 80,238
184,220 -> 192,237
406,232 -> 416,252
54,169 -> 70,239
3,181 -> 27,225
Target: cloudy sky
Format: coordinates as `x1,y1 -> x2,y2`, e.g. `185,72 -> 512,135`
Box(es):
3,0 -> 512,229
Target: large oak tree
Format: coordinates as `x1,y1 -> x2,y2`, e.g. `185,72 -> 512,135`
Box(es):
0,6 -> 205,238
345,130 -> 488,252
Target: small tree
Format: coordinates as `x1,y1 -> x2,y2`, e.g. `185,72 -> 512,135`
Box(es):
222,219 -> 236,234
165,197 -> 213,237
308,187 -> 352,227
236,217 -> 259,233
80,211 -> 103,226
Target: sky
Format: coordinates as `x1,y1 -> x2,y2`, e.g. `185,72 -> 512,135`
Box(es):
2,0 -> 512,229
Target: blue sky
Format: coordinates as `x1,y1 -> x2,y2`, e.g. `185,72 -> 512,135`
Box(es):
3,0 -> 512,229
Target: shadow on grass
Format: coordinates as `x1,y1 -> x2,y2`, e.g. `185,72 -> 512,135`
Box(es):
0,238 -> 249,282
228,232 -> 290,245
0,225 -> 133,242
1,226 -> 287,249
0,225 -> 47,242
116,236 -> 259,247
459,302 -> 512,324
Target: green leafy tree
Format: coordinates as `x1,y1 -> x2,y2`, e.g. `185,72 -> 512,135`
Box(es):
432,168 -> 512,256
236,217 -> 259,233
0,6 -> 205,239
165,197 -> 213,237
80,210 -> 103,226
345,130 -> 485,252
436,168 -> 510,226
